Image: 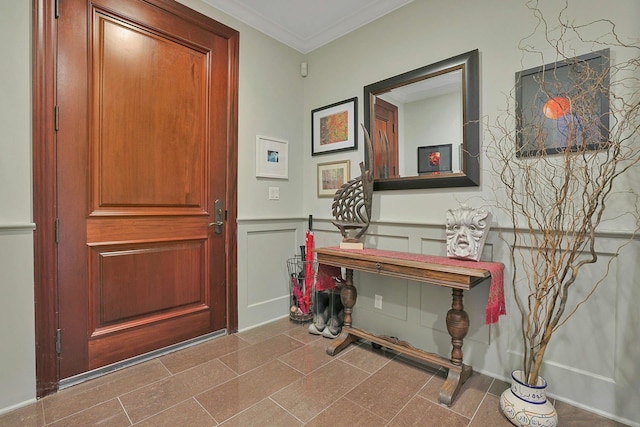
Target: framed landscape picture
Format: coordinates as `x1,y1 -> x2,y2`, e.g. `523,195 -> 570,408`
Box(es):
317,160 -> 350,197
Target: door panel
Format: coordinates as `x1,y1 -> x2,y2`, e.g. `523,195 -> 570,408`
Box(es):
56,0 -> 238,379
90,241 -> 205,326
373,97 -> 399,178
95,15 -> 207,209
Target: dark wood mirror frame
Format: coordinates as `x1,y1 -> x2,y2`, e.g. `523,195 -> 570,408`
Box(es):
364,49 -> 480,190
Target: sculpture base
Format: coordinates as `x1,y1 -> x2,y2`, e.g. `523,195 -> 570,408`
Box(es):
340,241 -> 364,250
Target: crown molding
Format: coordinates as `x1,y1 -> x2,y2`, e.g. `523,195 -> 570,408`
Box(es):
202,0 -> 413,54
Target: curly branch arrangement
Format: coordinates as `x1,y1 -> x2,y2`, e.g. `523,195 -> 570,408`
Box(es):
486,0 -> 640,385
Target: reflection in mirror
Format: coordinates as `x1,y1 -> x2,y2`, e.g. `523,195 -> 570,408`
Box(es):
375,70 -> 462,177
364,49 -> 480,190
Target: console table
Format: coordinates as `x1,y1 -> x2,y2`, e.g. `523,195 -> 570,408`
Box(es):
315,246 -> 501,406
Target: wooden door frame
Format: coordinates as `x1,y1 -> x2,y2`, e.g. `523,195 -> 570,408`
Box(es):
32,0 -> 239,398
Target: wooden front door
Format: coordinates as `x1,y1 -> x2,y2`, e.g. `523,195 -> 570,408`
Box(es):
373,97 -> 399,179
52,0 -> 238,379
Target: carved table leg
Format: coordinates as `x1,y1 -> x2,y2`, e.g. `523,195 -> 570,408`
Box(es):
326,268 -> 357,356
446,288 -> 469,365
340,269 -> 356,327
439,288 -> 472,405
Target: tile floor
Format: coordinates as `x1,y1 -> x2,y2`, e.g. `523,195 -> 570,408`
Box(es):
0,318 -> 629,426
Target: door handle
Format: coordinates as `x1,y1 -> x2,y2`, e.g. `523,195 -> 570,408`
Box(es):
211,199 -> 224,234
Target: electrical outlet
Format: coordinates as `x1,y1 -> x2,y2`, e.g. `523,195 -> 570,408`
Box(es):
374,294 -> 383,309
268,187 -> 280,200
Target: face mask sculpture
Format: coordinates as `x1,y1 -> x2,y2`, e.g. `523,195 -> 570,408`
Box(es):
445,204 -> 491,261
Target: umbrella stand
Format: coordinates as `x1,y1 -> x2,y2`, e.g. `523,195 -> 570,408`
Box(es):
286,253 -> 317,323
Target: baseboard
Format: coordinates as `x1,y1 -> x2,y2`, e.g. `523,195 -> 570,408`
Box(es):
0,397 -> 38,417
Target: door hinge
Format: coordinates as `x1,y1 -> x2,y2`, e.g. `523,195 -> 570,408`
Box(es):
54,105 -> 59,131
55,329 -> 61,355
54,218 -> 60,243
55,0 -> 60,19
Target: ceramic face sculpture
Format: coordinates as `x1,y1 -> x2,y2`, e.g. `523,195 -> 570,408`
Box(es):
446,204 -> 491,261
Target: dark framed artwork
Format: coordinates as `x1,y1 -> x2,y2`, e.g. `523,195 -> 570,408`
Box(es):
417,144 -> 452,174
311,97 -> 358,156
515,49 -> 610,157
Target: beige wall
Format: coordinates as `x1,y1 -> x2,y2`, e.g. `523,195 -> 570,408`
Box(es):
0,0 -> 36,413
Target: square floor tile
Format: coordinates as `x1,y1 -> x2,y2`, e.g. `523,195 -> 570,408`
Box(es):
120,359 -> 236,423
196,359 -> 303,423
219,334 -> 304,374
345,357 -> 433,421
271,359 -> 369,423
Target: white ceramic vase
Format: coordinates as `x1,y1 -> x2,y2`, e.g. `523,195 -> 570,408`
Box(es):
499,370 -> 558,427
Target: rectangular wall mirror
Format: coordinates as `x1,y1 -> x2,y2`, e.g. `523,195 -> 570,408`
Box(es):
364,49 -> 480,190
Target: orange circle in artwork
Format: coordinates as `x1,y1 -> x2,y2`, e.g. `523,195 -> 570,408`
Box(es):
543,96 -> 571,119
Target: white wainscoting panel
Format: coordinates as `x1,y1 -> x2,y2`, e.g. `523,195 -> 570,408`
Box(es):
0,226 -> 36,412
358,273 -> 410,321
237,218 -> 307,330
246,229 -> 298,307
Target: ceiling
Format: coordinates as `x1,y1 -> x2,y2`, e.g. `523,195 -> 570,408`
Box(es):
201,0 -> 414,54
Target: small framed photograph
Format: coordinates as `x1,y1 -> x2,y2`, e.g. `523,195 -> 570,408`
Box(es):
317,160 -> 350,197
515,49 -> 610,157
417,144 -> 452,174
311,97 -> 358,156
256,135 -> 288,179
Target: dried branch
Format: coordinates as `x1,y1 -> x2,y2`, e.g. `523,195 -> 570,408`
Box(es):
485,0 -> 640,385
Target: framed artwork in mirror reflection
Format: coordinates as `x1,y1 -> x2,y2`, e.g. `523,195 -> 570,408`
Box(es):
417,144 -> 452,174
311,97 -> 358,156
